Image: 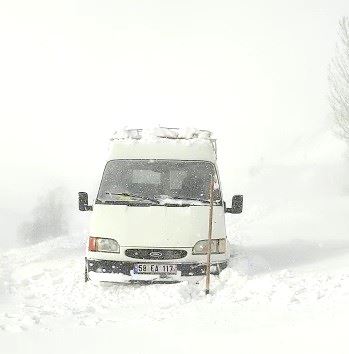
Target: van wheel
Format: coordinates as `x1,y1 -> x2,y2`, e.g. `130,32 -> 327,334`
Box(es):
85,266 -> 89,282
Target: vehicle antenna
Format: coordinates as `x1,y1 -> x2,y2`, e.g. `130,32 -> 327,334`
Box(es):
205,175 -> 214,295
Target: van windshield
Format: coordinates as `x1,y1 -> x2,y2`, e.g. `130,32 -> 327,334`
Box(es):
97,160 -> 221,206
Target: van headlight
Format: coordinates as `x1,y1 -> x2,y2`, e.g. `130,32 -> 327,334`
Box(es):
192,238 -> 226,255
88,237 -> 120,253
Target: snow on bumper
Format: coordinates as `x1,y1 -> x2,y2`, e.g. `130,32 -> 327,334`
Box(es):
86,258 -> 228,283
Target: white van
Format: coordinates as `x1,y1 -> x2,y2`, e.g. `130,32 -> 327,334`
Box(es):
79,128 -> 243,283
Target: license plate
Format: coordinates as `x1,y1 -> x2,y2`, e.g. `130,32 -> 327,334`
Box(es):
134,264 -> 177,274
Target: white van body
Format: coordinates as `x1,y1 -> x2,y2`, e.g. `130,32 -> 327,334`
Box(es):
82,128 -> 241,283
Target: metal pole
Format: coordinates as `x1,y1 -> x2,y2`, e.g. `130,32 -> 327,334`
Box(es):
205,176 -> 214,295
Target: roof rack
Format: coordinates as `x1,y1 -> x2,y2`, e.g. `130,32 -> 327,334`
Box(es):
111,127 -> 217,155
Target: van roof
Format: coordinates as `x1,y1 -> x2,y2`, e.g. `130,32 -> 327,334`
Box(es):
108,127 -> 217,162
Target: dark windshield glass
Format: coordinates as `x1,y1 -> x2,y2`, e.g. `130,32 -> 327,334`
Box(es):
97,160 -> 221,205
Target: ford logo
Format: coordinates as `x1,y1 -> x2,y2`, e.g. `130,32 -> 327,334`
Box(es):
149,251 -> 163,258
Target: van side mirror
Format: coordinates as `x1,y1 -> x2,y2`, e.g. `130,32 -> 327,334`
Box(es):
78,192 -> 93,211
226,195 -> 243,214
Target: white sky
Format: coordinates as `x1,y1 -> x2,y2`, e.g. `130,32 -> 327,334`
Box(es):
0,0 -> 348,242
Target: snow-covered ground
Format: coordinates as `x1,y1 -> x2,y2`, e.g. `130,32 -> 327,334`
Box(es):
1,199 -> 349,352
1,133 -> 349,354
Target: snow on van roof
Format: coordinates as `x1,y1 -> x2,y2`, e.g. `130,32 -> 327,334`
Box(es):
111,127 -> 213,141
109,127 -> 217,161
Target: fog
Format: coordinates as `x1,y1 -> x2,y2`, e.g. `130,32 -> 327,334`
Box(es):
1,0 -> 348,249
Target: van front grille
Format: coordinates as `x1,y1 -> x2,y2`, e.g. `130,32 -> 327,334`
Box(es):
125,249 -> 187,260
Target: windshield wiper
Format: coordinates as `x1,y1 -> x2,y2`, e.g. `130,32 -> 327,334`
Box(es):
105,192 -> 160,204
165,196 -> 210,204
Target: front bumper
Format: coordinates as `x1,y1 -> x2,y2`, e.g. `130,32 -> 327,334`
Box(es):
86,258 -> 228,283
